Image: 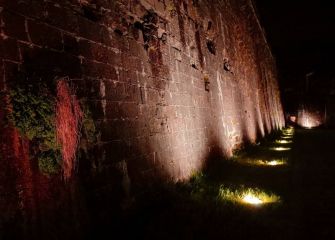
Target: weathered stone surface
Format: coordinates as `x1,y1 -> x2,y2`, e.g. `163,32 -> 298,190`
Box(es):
0,0 -> 284,236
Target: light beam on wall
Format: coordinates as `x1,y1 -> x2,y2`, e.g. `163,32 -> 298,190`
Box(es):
297,109 -> 322,129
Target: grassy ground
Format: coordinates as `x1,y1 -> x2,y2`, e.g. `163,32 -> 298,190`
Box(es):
92,127 -> 335,240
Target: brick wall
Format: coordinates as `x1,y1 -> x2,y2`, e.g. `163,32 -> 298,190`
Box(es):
0,0 -> 284,236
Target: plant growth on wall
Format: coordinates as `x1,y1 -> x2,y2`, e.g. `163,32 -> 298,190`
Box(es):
55,79 -> 83,179
7,77 -> 61,175
4,73 -> 96,179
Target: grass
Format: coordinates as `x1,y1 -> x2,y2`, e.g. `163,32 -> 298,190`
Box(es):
218,184 -> 281,205
85,127 -> 299,239
233,157 -> 288,167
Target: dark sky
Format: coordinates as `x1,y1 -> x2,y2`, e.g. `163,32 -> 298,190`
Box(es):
255,0 -> 335,89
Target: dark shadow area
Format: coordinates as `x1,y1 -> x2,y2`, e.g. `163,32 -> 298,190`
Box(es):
290,129 -> 335,239
0,48 -> 90,240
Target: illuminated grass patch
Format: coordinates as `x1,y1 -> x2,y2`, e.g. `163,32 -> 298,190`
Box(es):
265,160 -> 286,166
237,158 -> 287,167
270,147 -> 291,151
218,185 -> 281,206
276,139 -> 292,144
281,128 -> 294,137
281,135 -> 293,139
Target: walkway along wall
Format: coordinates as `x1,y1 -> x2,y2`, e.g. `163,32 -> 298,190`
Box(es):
0,0 -> 284,237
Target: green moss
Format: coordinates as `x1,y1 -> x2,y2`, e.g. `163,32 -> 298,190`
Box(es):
82,107 -> 97,144
38,150 -> 61,175
9,86 -> 56,143
7,81 -> 61,175
7,74 -> 99,176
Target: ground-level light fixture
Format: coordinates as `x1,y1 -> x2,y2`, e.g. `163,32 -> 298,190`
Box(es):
219,185 -> 281,206
237,158 -> 287,167
243,194 -> 262,205
266,159 -> 286,166
281,136 -> 293,139
276,139 -> 292,144
270,147 -> 291,151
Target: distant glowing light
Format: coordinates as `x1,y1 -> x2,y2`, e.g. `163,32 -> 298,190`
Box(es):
281,136 -> 293,139
276,140 -> 292,144
266,160 -> 286,166
297,109 -> 322,129
243,194 -> 262,205
282,127 -> 294,135
302,118 -> 319,129
271,147 -> 291,151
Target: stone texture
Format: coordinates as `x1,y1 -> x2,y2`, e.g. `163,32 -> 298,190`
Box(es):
0,0 -> 284,236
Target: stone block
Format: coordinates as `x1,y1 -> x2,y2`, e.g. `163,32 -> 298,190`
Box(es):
0,38 -> 19,62
28,20 -> 63,50
2,11 -> 27,41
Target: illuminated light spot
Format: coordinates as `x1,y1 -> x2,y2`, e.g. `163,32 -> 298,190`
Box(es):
301,118 -> 320,128
281,136 -> 293,139
237,158 -> 287,167
271,147 -> 291,151
282,128 -> 295,136
297,110 -> 322,129
276,139 -> 292,144
219,186 -> 280,206
266,160 -> 285,166
242,194 -> 262,205
282,134 -> 294,137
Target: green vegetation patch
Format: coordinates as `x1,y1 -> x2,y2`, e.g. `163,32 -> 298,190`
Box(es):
7,79 -> 61,175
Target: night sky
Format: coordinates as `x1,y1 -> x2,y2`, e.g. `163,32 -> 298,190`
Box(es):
255,0 -> 335,90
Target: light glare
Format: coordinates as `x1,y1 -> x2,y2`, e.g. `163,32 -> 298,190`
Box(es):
297,110 -> 322,128
271,147 -> 291,151
243,194 -> 262,205
267,160 -> 283,166
219,186 -> 281,206
238,159 -> 287,167
276,140 -> 292,144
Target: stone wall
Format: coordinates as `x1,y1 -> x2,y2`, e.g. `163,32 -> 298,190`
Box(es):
0,0 -> 284,237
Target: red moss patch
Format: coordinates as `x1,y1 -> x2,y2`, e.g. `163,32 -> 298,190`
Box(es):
56,79 -> 83,180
